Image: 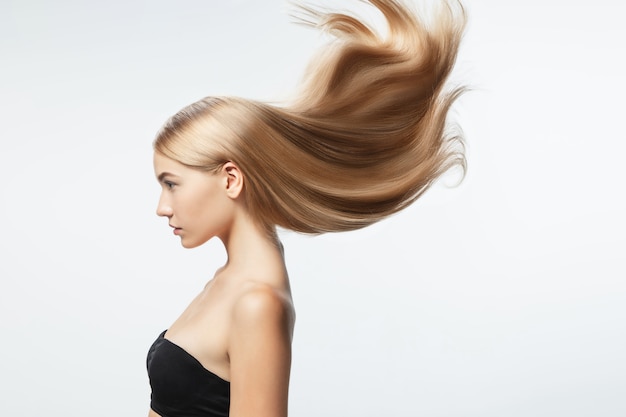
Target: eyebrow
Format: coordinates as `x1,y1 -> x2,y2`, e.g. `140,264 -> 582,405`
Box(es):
157,172 -> 179,182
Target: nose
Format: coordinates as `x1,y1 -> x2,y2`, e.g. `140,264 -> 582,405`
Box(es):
156,193 -> 173,218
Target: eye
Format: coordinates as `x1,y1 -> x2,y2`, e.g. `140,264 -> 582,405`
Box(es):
164,181 -> 176,190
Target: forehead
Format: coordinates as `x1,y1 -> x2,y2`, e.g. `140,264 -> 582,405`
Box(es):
153,151 -> 216,185
153,152 -> 184,176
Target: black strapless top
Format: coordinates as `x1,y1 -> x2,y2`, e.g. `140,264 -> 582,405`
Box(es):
147,330 -> 230,417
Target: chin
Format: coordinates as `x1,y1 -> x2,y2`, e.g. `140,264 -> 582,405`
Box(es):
180,236 -> 211,249
181,241 -> 199,249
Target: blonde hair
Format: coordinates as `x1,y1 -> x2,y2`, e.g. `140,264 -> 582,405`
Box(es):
154,0 -> 466,235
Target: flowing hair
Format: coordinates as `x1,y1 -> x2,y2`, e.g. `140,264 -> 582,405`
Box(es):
154,0 -> 467,235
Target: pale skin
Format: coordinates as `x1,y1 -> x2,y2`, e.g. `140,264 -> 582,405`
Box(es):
150,152 -> 295,417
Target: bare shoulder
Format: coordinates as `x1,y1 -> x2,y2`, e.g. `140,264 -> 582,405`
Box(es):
227,281 -> 294,417
231,283 -> 295,333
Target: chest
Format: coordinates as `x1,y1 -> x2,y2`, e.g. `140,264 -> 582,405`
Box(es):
165,283 -> 235,380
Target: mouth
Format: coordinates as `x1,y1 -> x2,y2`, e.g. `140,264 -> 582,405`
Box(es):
169,225 -> 182,235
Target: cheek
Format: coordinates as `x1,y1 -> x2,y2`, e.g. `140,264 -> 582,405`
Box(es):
201,196 -> 233,231
189,188 -> 234,239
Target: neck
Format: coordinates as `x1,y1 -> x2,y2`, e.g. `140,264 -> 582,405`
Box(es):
217,210 -> 286,283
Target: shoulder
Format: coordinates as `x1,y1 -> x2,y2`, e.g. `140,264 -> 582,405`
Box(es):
231,283 -> 295,334
227,283 -> 293,417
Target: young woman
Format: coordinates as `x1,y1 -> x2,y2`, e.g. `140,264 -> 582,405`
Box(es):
146,1 -> 466,416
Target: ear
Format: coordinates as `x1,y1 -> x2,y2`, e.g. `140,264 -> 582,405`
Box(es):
222,161 -> 244,199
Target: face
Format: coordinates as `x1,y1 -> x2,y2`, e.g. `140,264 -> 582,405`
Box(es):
153,152 -> 237,248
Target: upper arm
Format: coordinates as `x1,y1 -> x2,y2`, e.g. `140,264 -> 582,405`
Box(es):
228,287 -> 294,417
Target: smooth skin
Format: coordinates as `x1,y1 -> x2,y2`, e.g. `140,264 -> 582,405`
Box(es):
150,152 -> 295,417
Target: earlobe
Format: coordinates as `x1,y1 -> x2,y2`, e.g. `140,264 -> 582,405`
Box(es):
223,162 -> 244,199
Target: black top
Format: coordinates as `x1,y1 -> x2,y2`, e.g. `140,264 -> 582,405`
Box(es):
147,330 -> 230,417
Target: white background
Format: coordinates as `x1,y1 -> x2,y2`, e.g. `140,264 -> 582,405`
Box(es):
1,1 -> 625,416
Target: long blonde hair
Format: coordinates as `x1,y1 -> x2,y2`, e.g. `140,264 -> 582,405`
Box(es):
154,0 -> 466,235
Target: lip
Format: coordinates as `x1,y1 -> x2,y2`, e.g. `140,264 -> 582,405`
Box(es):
169,225 -> 182,235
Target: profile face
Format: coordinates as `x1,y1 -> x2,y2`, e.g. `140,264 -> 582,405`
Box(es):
153,152 -> 234,248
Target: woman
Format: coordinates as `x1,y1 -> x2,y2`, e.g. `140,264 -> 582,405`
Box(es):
146,1 -> 466,416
